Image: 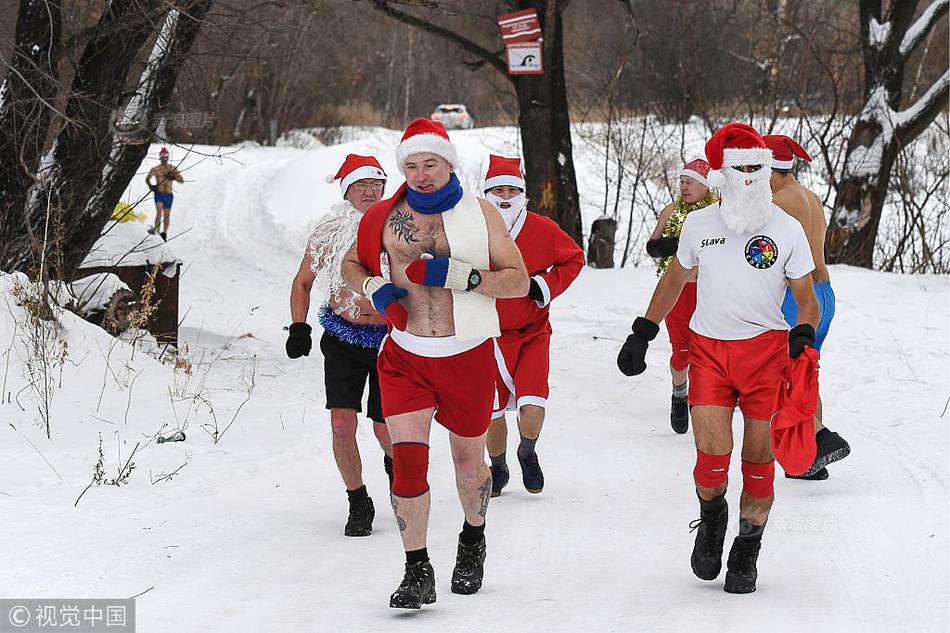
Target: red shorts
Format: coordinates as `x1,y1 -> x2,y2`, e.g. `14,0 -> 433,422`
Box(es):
664,281 -> 696,371
688,330 -> 788,420
377,334 -> 496,437
493,319 -> 552,416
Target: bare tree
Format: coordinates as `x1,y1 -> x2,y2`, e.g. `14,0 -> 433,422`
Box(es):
360,0 -> 583,244
826,0 -> 949,267
0,0 -> 217,277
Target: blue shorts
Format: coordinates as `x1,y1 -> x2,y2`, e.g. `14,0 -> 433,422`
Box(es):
782,281 -> 835,354
154,191 -> 174,209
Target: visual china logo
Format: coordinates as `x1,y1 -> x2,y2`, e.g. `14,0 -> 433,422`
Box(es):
744,235 -> 778,269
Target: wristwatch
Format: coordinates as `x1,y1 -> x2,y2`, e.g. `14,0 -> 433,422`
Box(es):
465,269 -> 482,292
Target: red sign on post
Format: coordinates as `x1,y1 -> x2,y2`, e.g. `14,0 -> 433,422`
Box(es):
497,9 -> 542,44
497,8 -> 544,75
506,41 -> 544,75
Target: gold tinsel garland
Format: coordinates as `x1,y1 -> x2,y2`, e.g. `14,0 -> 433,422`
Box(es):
656,190 -> 719,275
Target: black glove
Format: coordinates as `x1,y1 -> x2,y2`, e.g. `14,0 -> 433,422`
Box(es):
646,237 -> 679,258
285,322 -> 312,359
617,317 -> 660,376
528,278 -> 544,302
148,184 -> 158,193
788,323 -> 816,359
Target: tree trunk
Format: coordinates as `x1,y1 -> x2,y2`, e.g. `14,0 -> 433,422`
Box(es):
364,0 -> 584,245
588,216 -> 617,268
827,0 -> 949,267
513,1 -> 583,245
0,0 -> 63,269
65,1 -> 216,275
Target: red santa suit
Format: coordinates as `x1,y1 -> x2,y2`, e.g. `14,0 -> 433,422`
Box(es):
484,156 -> 585,417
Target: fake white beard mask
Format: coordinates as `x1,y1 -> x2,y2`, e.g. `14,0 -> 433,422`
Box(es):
719,166 -> 773,234
486,191 -> 527,230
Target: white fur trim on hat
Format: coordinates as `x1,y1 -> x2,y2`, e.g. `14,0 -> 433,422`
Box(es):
484,175 -> 525,191
677,169 -> 709,188
396,134 -> 459,174
340,165 -> 387,194
721,147 -> 773,168
772,157 -> 794,170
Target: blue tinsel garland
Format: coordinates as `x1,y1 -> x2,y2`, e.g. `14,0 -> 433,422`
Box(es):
319,304 -> 387,349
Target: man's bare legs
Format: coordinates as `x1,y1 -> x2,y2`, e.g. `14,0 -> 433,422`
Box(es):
331,409 -> 364,490
330,409 -> 393,490
517,404 -> 544,444
449,432 -> 492,526
486,414 -> 507,458
671,364 -> 688,389
151,203 -> 165,233
692,405 -> 734,501
739,415 -> 775,527
386,408 -> 434,552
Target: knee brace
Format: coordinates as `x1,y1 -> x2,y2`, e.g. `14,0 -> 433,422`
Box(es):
741,459 -> 775,498
694,450 -> 731,489
391,442 -> 430,497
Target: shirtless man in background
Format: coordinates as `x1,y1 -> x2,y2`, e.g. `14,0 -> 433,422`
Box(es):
765,134 -> 851,481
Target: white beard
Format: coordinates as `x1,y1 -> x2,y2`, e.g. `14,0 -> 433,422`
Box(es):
485,192 -> 527,230
719,167 -> 773,234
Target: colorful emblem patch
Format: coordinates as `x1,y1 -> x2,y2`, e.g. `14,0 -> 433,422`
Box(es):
745,235 -> 778,269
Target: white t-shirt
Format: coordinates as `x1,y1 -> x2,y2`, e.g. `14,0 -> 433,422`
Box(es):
676,202 -> 815,340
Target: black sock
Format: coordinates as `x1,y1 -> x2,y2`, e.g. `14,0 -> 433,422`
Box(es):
698,492 -> 726,514
490,451 -> 507,468
346,485 -> 368,502
406,548 -> 429,564
517,436 -> 538,460
816,427 -> 831,440
737,518 -> 766,543
460,520 -> 485,545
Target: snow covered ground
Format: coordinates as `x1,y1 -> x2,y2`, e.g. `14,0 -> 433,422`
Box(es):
1,127 -> 948,632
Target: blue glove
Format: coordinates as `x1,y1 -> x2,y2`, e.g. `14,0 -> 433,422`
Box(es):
405,256 -> 473,291
364,277 -> 408,329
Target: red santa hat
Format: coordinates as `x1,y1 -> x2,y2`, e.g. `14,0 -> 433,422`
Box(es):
395,118 -> 459,174
704,122 -> 772,186
676,158 -> 711,188
483,155 -> 525,191
326,154 -> 387,195
159,146 -> 170,158
763,135 -> 812,170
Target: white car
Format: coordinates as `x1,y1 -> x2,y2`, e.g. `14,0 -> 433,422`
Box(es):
431,104 -> 474,130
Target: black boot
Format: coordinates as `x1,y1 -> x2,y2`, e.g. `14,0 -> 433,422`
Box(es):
785,467 -> 829,481
802,429 -> 851,476
724,519 -> 765,594
671,394 -> 689,434
689,493 -> 729,580
344,492 -> 374,537
451,535 -> 487,595
384,455 -> 394,489
490,463 -> 509,498
390,561 -> 437,609
518,452 -> 544,494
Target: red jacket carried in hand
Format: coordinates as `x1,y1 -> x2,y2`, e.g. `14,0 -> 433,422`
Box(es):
772,346 -> 819,475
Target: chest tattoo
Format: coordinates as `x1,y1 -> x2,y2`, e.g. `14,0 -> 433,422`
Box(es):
389,210 -> 420,245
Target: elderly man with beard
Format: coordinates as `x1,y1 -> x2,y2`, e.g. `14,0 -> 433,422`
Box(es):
481,155 -> 585,497
287,154 -> 392,537
341,120 -> 529,609
617,123 -> 819,594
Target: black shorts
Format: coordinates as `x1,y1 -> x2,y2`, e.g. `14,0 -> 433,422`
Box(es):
321,331 -> 383,423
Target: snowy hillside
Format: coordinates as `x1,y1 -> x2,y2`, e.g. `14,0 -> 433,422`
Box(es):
1,126 -> 947,633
